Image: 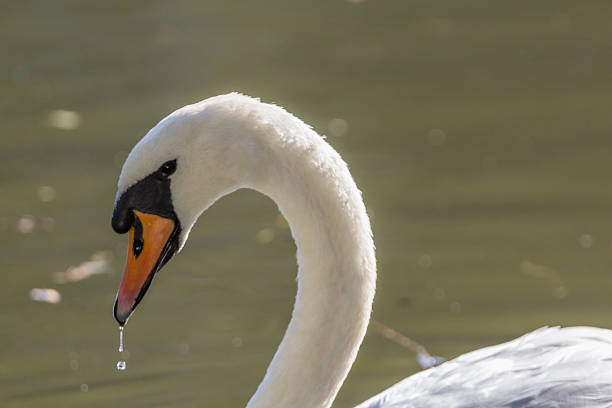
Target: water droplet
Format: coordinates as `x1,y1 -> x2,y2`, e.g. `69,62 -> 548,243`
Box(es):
117,326 -> 127,371
118,326 -> 124,353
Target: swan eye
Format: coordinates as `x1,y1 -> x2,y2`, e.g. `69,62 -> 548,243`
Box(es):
160,160 -> 177,177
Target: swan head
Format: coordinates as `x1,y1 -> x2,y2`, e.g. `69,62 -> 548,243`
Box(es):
111,95 -> 266,325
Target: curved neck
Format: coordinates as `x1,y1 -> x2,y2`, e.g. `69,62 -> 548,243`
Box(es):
242,114 -> 376,408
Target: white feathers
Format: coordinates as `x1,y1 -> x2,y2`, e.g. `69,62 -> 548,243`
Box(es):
357,326 -> 612,408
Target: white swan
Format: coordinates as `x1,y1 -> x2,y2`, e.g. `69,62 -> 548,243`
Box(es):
111,93 -> 612,408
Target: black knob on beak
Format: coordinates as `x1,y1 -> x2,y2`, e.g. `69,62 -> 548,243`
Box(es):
112,194 -> 134,234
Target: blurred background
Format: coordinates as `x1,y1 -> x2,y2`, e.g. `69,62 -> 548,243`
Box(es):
2,1 -> 612,407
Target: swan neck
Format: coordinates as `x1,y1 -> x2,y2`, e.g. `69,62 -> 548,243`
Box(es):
245,125 -> 376,408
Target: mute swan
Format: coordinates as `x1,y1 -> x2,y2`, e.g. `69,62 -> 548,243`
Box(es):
112,93 -> 612,407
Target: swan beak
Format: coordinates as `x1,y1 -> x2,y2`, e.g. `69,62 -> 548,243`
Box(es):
114,210 -> 176,325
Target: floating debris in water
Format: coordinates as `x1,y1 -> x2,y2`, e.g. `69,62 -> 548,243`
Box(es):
48,110 -> 81,130
255,228 -> 275,244
29,288 -> 61,304
117,360 -> 126,370
80,383 -> 89,392
53,251 -> 111,284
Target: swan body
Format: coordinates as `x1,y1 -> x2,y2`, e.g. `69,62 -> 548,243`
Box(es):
111,93 -> 612,407
357,326 -> 612,408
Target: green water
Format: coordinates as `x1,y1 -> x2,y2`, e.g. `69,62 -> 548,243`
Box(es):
2,1 -> 612,406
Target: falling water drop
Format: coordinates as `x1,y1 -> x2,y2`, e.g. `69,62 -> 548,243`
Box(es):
117,326 -> 126,371
118,326 -> 124,353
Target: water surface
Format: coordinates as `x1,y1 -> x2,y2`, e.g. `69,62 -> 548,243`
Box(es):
2,1 -> 612,406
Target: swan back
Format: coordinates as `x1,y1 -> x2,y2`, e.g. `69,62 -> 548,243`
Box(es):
357,326 -> 612,408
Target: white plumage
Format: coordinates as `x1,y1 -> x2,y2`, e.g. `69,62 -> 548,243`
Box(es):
358,326 -> 612,408
115,93 -> 612,407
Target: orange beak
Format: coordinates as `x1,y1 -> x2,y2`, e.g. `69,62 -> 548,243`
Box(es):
114,210 -> 176,325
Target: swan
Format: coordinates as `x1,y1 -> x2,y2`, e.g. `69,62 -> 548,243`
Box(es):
111,93 -> 612,407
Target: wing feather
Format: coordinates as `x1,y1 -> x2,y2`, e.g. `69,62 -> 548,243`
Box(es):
356,327 -> 612,408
